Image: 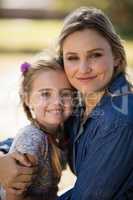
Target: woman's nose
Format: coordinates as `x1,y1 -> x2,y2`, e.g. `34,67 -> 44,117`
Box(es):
78,60 -> 92,73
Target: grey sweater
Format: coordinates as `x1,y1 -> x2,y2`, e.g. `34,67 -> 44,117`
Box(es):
9,124 -> 59,200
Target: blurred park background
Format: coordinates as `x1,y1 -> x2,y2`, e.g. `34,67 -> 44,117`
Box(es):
0,0 -> 133,193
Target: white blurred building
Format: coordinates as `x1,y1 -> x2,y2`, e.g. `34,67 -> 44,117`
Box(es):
1,0 -> 54,9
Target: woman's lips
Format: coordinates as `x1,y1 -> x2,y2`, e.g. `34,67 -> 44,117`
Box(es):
76,75 -> 97,81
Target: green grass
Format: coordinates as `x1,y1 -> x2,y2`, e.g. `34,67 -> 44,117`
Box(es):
0,19 -> 132,67
0,19 -> 63,52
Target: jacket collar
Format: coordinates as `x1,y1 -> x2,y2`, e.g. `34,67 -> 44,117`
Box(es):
107,73 -> 128,93
89,73 -> 129,119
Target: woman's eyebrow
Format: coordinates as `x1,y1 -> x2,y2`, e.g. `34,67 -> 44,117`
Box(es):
87,48 -> 104,53
64,52 -> 77,56
64,48 -> 104,56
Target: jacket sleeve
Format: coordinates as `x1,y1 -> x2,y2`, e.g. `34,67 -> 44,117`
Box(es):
58,122 -> 133,200
0,138 -> 13,153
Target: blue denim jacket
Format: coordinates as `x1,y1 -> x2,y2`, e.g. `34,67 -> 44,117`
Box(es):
58,73 -> 133,200
1,74 -> 133,199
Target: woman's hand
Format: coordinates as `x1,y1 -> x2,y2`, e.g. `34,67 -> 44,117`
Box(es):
0,151 -> 37,195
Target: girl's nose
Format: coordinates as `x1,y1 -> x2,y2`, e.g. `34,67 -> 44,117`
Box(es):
52,94 -> 62,105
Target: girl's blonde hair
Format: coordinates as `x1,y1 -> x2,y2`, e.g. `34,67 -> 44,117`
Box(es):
58,7 -> 127,79
20,52 -> 64,177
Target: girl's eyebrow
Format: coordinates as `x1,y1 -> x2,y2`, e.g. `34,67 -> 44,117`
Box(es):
38,88 -> 73,92
60,88 -> 74,92
38,88 -> 52,92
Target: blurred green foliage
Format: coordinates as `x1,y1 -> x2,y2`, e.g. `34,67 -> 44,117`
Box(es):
0,19 -> 63,53
53,0 -> 133,37
0,0 -> 132,37
53,0 -> 109,11
0,19 -> 132,67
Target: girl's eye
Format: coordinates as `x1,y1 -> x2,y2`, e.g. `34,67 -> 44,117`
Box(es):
41,92 -> 51,98
61,92 -> 72,98
60,90 -> 73,101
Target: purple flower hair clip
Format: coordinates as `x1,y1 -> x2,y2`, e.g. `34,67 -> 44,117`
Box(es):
20,62 -> 31,75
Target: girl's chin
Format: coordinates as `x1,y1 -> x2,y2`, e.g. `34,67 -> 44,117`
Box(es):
38,121 -> 62,133
37,119 -> 61,128
45,120 -> 62,127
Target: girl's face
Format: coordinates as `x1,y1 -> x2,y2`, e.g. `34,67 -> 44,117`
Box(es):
62,29 -> 119,95
27,70 -> 73,128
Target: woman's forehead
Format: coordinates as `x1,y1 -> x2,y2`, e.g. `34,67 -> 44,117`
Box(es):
62,29 -> 111,54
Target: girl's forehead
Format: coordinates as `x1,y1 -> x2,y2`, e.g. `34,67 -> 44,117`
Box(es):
31,70 -> 71,91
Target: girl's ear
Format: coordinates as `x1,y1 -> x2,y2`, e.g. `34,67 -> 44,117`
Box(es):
24,93 -> 30,107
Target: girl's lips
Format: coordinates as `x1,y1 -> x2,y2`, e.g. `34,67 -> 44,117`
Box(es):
46,109 -> 63,114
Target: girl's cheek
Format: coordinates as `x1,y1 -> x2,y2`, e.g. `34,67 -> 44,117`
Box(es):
63,103 -> 73,116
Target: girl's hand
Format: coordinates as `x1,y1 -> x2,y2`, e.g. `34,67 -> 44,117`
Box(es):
0,151 -> 37,195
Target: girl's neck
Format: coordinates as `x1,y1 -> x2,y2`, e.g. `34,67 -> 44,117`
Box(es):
33,120 -> 60,135
84,90 -> 105,117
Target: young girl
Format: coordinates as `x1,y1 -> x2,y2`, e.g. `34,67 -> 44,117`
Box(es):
4,53 -> 74,200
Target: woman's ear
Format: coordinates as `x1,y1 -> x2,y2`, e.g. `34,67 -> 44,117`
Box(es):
114,57 -> 120,68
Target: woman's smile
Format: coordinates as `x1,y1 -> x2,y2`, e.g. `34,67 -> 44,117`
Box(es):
63,29 -> 118,95
76,75 -> 98,81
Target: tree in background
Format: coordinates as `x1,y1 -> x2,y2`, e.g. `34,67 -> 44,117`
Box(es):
52,0 -> 109,12
107,0 -> 133,37
53,0 -> 133,37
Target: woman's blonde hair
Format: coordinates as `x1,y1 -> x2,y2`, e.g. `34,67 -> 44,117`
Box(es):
20,51 -> 64,177
58,7 -> 127,79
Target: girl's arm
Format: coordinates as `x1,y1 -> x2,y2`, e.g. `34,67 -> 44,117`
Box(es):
0,151 -> 36,195
7,125 -> 45,199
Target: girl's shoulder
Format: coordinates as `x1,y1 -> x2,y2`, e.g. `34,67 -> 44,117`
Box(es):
10,124 -> 48,157
17,123 -> 47,141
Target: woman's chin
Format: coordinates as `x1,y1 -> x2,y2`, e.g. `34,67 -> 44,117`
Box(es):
81,85 -> 104,96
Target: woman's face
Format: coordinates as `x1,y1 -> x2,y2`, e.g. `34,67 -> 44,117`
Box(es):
27,70 -> 73,128
62,29 -> 118,95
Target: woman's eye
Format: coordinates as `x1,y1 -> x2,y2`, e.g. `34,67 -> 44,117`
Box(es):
67,56 -> 79,61
90,52 -> 102,58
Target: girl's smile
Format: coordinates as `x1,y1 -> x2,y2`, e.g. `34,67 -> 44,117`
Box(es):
27,70 -> 73,128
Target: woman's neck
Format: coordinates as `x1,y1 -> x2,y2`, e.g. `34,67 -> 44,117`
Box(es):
84,90 -> 105,117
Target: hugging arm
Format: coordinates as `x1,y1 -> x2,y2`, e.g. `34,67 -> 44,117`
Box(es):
0,151 -> 36,199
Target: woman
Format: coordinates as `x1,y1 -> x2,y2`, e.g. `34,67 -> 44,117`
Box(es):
1,7 -> 133,199
55,7 -> 133,199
